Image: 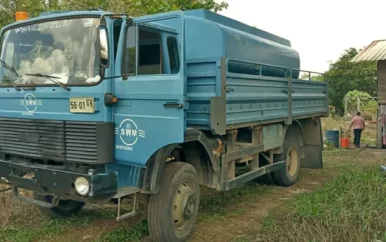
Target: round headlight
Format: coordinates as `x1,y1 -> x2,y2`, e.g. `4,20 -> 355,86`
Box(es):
74,177 -> 90,196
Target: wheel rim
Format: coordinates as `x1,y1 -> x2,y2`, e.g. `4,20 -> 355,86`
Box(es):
287,147 -> 298,177
172,181 -> 196,231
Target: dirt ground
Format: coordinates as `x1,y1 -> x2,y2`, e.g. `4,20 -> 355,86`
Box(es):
31,148 -> 385,242
41,169 -> 336,242
189,169 -> 337,242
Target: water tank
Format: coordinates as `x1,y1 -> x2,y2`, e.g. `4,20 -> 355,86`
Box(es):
184,10 -> 300,79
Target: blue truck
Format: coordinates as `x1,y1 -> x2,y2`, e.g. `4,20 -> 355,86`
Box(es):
0,9 -> 328,242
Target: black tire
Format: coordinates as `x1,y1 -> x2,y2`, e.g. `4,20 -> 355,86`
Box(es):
256,154 -> 276,185
33,193 -> 85,218
256,172 -> 276,185
147,162 -> 200,242
272,137 -> 301,187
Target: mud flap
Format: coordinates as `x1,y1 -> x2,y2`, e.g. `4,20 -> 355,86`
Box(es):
299,117 -> 324,169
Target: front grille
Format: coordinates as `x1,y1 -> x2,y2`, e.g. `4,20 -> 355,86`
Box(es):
0,118 -> 113,164
65,122 -> 99,163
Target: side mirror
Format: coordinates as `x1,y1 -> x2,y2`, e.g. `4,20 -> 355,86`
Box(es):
98,25 -> 109,68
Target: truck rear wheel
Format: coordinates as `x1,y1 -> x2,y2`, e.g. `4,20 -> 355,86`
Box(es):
147,162 -> 200,242
33,193 -> 84,218
272,137 -> 301,186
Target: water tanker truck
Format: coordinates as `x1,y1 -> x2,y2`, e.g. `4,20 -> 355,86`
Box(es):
0,9 -> 328,242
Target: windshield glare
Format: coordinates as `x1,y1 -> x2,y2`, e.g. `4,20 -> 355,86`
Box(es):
0,18 -> 102,87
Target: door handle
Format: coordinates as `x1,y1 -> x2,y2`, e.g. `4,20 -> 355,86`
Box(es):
164,102 -> 184,109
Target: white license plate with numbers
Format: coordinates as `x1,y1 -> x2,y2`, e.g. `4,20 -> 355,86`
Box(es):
69,97 -> 95,113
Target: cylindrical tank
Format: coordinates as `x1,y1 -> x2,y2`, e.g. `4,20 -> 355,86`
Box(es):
325,130 -> 339,148
222,25 -> 300,79
184,10 -> 301,78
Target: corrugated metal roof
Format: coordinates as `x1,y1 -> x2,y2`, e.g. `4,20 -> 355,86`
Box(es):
351,40 -> 386,62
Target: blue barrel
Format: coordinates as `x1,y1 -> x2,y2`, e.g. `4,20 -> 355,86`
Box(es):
325,130 -> 339,148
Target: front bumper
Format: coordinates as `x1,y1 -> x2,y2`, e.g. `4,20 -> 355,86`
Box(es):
0,159 -> 118,204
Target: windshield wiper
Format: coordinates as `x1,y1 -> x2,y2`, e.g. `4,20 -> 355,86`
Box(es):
0,60 -> 19,77
0,60 -> 21,91
25,73 -> 70,91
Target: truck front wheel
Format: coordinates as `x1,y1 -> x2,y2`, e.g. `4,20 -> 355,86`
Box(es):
147,162 -> 200,242
33,193 -> 85,218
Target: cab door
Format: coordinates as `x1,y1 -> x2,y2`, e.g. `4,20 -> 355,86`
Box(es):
113,13 -> 186,166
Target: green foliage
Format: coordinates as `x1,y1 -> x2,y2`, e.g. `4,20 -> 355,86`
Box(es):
0,0 -> 229,29
325,48 -> 377,114
344,90 -> 377,117
344,90 -> 372,111
328,105 -> 336,118
363,99 -> 377,116
299,73 -> 324,81
345,89 -> 372,101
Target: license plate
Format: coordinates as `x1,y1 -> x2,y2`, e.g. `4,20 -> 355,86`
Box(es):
69,97 -> 95,113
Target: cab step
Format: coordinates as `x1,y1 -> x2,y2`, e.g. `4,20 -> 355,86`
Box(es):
114,186 -> 140,222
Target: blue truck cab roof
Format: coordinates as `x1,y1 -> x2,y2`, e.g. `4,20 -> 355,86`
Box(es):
3,10 -> 111,29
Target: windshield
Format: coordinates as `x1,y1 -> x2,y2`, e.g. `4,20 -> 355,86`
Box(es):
0,17 -> 102,87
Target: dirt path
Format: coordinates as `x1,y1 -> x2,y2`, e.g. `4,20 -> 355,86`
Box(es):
189,167 -> 340,242
46,167 -> 339,242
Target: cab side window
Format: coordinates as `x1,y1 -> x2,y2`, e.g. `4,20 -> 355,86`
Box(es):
122,25 -> 180,76
138,29 -> 164,75
113,21 -> 122,62
167,37 -> 179,74
123,25 -> 137,76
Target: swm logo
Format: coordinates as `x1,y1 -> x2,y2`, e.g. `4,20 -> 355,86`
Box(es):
115,119 -> 146,151
20,93 -> 42,116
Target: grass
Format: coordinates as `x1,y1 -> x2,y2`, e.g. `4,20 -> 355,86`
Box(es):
96,221 -> 149,242
0,216 -> 98,242
0,211 -> 116,242
0,187 -> 116,242
254,155 -> 386,242
198,183 -> 274,222
0,182 -> 275,241
0,187 -> 38,228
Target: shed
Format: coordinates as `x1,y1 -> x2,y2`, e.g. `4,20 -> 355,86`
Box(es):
351,40 -> 386,148
351,40 -> 386,104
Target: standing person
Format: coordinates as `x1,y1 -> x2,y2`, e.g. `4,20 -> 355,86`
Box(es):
349,111 -> 365,148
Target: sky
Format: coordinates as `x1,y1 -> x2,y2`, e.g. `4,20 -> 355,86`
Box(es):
218,0 -> 385,73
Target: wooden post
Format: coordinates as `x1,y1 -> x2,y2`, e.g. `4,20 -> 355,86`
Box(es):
344,97 -> 348,120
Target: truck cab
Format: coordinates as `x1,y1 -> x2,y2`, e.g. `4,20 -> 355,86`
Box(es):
0,9 -> 327,242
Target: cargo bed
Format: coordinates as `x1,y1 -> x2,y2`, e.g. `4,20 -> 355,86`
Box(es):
186,58 -> 328,134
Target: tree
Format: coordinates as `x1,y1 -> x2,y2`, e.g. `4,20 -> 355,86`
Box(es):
0,0 -> 229,28
324,48 -> 377,114
0,0 -> 47,28
299,73 -> 324,81
63,0 -> 229,15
